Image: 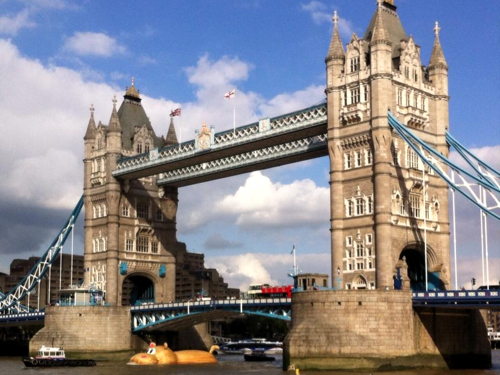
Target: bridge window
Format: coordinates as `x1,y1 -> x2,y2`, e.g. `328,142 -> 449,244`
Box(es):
356,242 -> 364,257
397,88 -> 403,105
366,233 -> 373,245
346,200 -> 354,217
365,149 -> 372,165
155,208 -> 163,221
125,239 -> 134,252
406,147 -> 419,169
363,84 -> 368,102
366,196 -> 373,214
354,151 -> 362,167
151,240 -> 159,254
122,204 -> 130,217
136,143 -> 143,154
356,198 -> 364,215
136,236 -> 148,253
409,193 -> 421,217
137,201 -> 149,219
350,56 -> 360,72
350,87 -> 360,104
344,153 -> 352,169
346,236 -> 353,246
145,142 -> 150,153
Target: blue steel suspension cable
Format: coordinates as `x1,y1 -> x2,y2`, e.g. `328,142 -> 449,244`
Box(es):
387,112 -> 499,220
388,112 -> 499,193
0,196 -> 84,312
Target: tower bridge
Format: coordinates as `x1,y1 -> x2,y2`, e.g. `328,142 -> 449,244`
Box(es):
0,0 -> 499,370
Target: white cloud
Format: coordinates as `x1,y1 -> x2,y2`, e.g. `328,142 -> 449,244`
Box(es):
0,9 -> 35,35
301,1 -> 330,25
301,1 -> 354,38
206,252 -> 330,290
63,32 -> 127,57
216,171 -> 329,228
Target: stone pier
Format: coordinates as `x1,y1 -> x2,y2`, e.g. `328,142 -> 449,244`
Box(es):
30,306 -> 138,360
284,290 -> 491,371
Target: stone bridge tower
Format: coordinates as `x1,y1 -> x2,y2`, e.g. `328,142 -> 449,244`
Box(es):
83,83 -> 185,306
326,0 -> 450,290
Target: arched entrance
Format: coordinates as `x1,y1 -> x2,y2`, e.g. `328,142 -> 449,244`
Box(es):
399,245 -> 443,291
352,275 -> 368,290
122,275 -> 154,306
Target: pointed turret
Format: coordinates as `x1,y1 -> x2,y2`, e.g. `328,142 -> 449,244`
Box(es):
165,117 -> 179,145
365,0 -> 406,57
84,104 -> 97,140
429,21 -> 447,68
370,3 -> 390,44
326,11 -> 345,61
108,96 -> 121,133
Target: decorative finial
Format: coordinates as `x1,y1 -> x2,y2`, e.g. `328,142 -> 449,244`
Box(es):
434,21 -> 441,38
377,0 -> 383,7
112,95 -> 117,109
131,76 -> 135,87
332,10 -> 339,27
90,104 -> 94,115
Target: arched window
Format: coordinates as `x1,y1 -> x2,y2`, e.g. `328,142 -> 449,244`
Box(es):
356,242 -> 364,257
406,147 -> 419,169
145,142 -> 150,153
136,143 -> 143,154
347,200 -> 354,217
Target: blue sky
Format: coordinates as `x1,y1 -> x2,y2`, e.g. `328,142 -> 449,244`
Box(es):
0,0 -> 498,290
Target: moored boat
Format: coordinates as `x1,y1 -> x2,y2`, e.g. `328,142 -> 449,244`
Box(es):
243,348 -> 275,362
22,345 -> 96,367
219,338 -> 282,355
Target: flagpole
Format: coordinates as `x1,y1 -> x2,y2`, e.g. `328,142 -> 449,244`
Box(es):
233,102 -> 236,135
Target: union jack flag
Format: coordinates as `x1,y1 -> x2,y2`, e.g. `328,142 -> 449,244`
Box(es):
224,89 -> 236,99
170,108 -> 181,117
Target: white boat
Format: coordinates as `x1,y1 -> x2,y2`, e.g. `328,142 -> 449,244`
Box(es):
23,345 -> 96,367
219,338 -> 282,355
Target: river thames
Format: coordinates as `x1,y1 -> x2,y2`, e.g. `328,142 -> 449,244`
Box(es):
1,350 -> 499,375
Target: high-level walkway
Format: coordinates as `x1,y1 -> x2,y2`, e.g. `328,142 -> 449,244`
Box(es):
113,103 -> 327,186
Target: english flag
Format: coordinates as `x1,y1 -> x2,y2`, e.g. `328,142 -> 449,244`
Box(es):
224,89 -> 236,99
170,108 -> 181,117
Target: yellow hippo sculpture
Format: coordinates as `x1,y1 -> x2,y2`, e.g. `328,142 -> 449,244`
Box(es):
129,342 -> 219,365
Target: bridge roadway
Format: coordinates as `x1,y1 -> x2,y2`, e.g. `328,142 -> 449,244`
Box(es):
1,290 -> 499,330
112,103 -> 328,186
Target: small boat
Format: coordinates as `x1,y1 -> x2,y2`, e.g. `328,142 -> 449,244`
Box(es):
243,348 -> 275,362
22,345 -> 96,367
219,338 -> 282,355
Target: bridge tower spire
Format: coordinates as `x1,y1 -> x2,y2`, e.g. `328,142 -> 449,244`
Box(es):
83,81 -> 186,306
326,0 -> 451,291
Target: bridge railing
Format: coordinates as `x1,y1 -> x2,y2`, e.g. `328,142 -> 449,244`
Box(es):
412,289 -> 500,307
114,103 -> 327,176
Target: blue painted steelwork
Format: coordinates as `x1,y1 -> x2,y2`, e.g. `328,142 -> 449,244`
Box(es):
113,103 -> 327,181
0,196 -> 84,314
131,298 -> 292,331
0,311 -> 45,324
388,112 -> 499,220
412,289 -> 500,307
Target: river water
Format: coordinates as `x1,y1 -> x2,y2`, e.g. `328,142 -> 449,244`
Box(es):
1,350 -> 499,374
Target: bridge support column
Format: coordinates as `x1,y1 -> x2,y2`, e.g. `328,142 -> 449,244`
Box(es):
284,290 -> 491,371
30,306 -> 138,360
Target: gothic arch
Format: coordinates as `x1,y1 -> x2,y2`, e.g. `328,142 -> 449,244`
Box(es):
121,273 -> 155,306
398,242 -> 442,291
352,274 -> 368,290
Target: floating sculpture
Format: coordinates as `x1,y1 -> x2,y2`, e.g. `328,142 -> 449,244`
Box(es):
129,342 -> 219,365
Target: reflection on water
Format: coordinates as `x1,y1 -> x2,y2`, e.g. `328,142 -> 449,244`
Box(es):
0,350 -> 499,375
